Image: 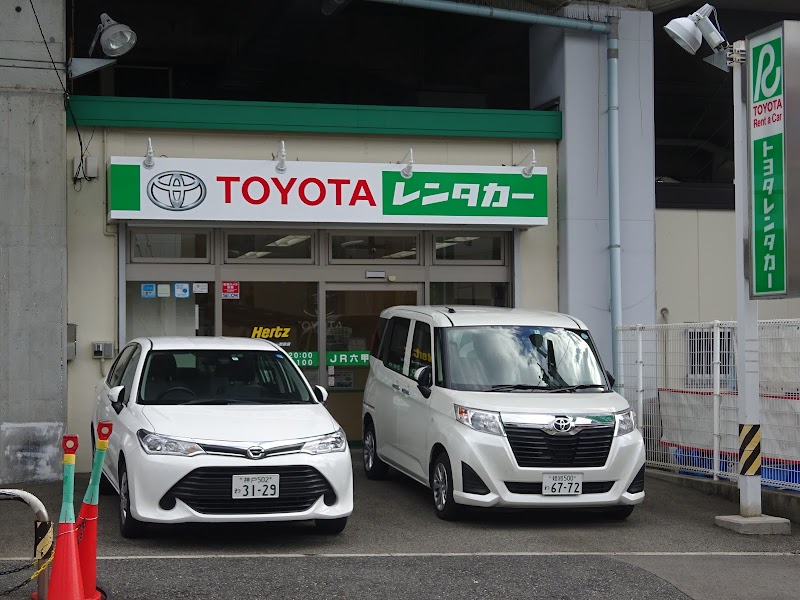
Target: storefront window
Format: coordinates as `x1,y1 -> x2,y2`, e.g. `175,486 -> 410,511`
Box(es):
330,234 -> 418,262
430,282 -> 509,307
131,231 -> 210,261
226,232 -> 313,262
126,281 -> 215,339
221,282 -> 319,384
433,233 -> 504,262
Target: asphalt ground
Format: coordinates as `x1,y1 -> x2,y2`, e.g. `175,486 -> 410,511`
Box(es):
2,452 -> 800,599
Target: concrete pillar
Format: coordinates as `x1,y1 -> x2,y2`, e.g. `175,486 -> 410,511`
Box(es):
529,8 -> 656,371
0,0 -> 67,483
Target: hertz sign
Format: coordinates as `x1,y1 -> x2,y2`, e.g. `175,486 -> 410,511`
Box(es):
250,326 -> 291,340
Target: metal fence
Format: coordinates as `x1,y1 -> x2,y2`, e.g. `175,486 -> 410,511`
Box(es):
618,320 -> 800,492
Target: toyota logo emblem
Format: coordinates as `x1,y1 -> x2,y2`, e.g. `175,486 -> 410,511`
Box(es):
147,171 -> 207,211
246,447 -> 265,459
552,417 -> 573,433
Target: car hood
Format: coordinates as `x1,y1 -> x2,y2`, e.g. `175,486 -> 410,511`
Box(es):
436,389 -> 630,417
140,404 -> 338,443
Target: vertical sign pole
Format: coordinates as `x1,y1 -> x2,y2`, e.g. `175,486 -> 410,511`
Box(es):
734,39 -> 762,516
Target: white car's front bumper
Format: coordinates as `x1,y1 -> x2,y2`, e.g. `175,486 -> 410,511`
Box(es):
445,424 -> 645,509
126,447 -> 353,524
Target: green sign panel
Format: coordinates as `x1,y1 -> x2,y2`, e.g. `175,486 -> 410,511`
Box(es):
750,27 -> 788,296
285,351 -> 371,367
382,171 -> 546,218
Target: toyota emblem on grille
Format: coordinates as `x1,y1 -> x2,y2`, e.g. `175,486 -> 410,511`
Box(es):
147,171 -> 207,211
246,447 -> 265,459
552,417 -> 573,433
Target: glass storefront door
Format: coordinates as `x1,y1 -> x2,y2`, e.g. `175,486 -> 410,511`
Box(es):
324,285 -> 421,439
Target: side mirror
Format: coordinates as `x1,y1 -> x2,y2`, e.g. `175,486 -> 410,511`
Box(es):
413,366 -> 433,399
314,385 -> 329,405
107,385 -> 125,414
606,370 -> 616,389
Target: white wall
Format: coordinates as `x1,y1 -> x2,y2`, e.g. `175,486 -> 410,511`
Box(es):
656,209 -> 800,324
529,8 -> 656,372
66,128 -> 559,471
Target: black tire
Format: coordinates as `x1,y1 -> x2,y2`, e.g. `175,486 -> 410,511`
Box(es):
315,517 -> 348,534
603,505 -> 635,520
430,451 -> 462,521
90,428 -> 115,496
363,422 -> 389,480
118,462 -> 146,538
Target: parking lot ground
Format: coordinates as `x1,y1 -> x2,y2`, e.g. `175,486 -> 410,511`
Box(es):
2,452 -> 800,599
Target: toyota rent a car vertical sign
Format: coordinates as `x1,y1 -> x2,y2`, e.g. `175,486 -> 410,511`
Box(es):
107,157 -> 548,227
748,22 -> 800,298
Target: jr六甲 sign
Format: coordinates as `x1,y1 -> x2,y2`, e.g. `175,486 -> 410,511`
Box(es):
108,157 -> 548,227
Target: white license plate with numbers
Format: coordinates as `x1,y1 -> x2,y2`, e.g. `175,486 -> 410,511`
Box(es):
232,474 -> 280,499
542,473 -> 583,495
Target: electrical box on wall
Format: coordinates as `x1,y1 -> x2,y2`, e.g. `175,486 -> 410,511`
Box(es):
66,323 -> 77,361
73,156 -> 98,179
92,342 -> 114,359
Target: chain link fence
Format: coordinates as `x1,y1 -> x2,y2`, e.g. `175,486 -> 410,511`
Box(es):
618,320 -> 800,491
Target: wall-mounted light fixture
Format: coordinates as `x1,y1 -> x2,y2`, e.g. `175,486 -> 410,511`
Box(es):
142,138 -> 155,169
664,3 -> 726,56
275,141 -> 287,174
520,149 -> 537,178
400,148 -> 414,179
68,13 -> 137,79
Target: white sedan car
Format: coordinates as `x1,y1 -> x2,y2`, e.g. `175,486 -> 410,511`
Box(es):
92,337 -> 353,537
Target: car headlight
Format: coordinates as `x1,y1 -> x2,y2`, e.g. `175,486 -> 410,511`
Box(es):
455,405 -> 505,436
301,429 -> 347,454
616,410 -> 636,436
137,430 -> 204,456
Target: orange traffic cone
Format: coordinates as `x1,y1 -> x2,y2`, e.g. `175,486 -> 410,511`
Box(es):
48,435 -> 85,600
77,422 -> 112,600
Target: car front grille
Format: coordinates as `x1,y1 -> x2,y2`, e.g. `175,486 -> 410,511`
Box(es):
504,425 -> 615,468
505,481 -> 615,494
161,466 -> 335,515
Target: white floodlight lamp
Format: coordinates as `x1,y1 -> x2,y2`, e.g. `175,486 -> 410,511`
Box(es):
664,3 -> 726,56
521,149 -> 537,178
89,13 -> 137,58
68,13 -> 137,79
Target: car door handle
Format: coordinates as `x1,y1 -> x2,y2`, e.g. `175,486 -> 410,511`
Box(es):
392,384 -> 401,391
400,388 -> 410,395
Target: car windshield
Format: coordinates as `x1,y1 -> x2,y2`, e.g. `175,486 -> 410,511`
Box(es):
442,326 -> 608,392
138,350 -> 313,405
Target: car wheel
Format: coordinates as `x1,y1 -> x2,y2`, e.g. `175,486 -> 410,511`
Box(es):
315,517 -> 348,535
363,423 -> 389,480
118,462 -> 146,538
603,505 -> 635,520
431,451 -> 462,521
91,429 -> 115,496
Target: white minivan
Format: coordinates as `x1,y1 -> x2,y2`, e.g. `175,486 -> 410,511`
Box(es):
362,306 -> 645,520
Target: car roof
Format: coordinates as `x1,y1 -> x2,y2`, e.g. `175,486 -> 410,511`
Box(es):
379,306 -> 588,329
131,336 -> 282,351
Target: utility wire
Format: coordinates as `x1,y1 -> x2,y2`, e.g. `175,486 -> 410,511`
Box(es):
28,0 -> 88,183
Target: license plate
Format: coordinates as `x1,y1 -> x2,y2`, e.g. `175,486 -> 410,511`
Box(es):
542,473 -> 583,495
231,474 -> 280,499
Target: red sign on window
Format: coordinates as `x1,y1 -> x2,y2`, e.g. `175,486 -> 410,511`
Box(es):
221,281 -> 240,300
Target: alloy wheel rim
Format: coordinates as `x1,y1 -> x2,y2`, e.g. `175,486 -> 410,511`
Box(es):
364,432 -> 375,471
433,462 -> 448,511
120,473 -> 129,523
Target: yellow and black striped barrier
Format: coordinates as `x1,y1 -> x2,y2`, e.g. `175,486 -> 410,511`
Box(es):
739,424 -> 762,476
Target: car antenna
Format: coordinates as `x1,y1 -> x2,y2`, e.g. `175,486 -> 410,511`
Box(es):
445,306 -> 456,314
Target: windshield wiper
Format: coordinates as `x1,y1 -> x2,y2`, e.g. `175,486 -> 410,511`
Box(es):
488,384 -> 550,392
547,384 -> 607,393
